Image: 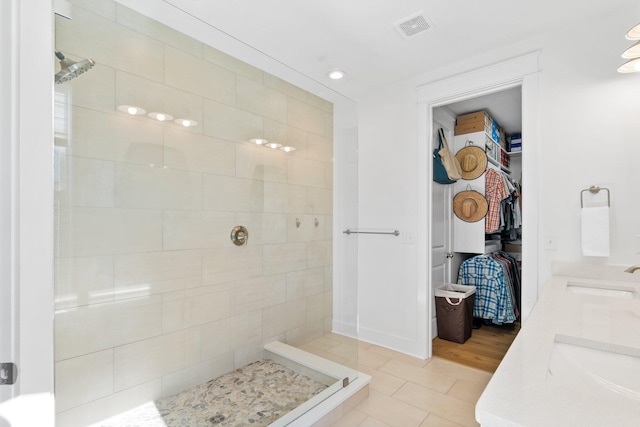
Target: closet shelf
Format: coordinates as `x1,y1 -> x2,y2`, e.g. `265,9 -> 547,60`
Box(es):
487,155 -> 511,174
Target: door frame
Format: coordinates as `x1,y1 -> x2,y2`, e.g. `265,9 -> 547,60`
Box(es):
417,53 -> 540,358
0,0 -> 55,423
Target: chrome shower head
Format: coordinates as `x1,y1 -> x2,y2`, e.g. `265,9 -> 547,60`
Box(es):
55,51 -> 95,84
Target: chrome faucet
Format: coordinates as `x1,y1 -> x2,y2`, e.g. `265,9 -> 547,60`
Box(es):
625,265 -> 640,273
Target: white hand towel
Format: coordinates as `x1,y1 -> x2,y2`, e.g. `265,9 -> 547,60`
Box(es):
581,206 -> 610,257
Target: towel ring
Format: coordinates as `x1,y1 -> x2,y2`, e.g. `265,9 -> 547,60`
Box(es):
580,185 -> 610,208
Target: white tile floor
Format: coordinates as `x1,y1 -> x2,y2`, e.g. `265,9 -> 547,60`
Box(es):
298,334 -> 491,427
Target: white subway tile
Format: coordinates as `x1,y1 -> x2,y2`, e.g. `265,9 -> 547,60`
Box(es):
165,46 -> 235,104
115,163 -> 203,210
55,379 -> 162,427
69,107 -> 164,165
307,187 -> 333,214
261,300 -> 306,338
263,243 -> 308,275
116,5 -> 203,57
287,97 -> 327,135
286,268 -> 325,301
263,74 -> 308,102
164,129 -> 236,175
236,76 -> 287,123
228,311 -> 262,349
163,211 -> 236,250
288,156 -> 327,188
231,275 -> 286,315
235,213 -> 287,245
113,331 -> 185,391
306,133 -> 333,163
202,99 -> 263,143
203,45 -> 263,82
161,286 -> 232,332
55,255 -> 114,310
235,143 -> 287,183
263,182 -> 308,213
114,250 -> 202,296
202,174 -> 264,213
55,350 -> 114,412
55,295 -> 163,361
200,319 -> 231,360
57,207 -> 163,257
56,155 -> 115,208
308,240 -> 333,268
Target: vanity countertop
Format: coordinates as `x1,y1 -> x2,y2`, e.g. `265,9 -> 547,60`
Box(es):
475,264 -> 640,427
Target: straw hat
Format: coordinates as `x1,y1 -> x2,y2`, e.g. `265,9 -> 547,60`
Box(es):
453,190 -> 488,222
455,145 -> 487,180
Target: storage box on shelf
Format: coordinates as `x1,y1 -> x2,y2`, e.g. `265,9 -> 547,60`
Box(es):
454,110 -> 496,137
508,133 -> 522,153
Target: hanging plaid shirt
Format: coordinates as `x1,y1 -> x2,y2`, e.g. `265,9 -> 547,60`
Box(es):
457,256 -> 516,324
485,168 -> 510,233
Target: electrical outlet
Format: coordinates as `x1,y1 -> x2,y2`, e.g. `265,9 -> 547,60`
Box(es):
543,235 -> 556,250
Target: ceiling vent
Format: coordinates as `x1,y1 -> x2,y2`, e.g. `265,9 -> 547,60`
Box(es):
394,11 -> 434,39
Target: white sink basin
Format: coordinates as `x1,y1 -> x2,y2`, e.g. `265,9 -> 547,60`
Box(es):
566,281 -> 637,299
547,334 -> 640,401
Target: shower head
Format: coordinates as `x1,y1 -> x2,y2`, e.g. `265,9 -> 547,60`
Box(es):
55,51 -> 95,84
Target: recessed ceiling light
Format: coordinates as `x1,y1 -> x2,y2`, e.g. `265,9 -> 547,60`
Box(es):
148,112 -> 174,122
264,142 -> 282,149
174,118 -> 198,127
250,138 -> 268,145
117,105 -> 146,115
328,70 -> 346,80
280,146 -> 296,153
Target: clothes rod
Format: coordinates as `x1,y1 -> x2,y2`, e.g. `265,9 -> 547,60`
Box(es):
343,229 -> 400,236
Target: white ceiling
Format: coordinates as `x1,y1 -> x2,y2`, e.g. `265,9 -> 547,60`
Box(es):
165,0 -> 634,99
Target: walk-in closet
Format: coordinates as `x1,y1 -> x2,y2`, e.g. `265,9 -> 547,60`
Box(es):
431,86 -> 523,372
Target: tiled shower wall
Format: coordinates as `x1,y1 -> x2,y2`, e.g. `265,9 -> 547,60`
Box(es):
54,2 -> 333,425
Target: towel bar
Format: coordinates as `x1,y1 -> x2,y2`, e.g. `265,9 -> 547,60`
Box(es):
580,185 -> 610,208
343,229 -> 400,236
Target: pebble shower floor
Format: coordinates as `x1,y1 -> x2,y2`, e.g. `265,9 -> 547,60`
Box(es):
98,359 -> 329,426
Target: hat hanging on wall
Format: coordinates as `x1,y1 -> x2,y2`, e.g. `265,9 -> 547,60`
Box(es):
453,189 -> 488,222
455,142 -> 487,180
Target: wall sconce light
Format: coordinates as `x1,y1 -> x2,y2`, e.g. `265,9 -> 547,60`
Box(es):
619,23 -> 640,73
626,23 -> 640,40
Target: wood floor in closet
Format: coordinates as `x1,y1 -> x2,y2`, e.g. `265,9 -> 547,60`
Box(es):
432,322 -> 520,373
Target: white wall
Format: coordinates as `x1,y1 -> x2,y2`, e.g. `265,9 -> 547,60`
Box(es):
355,2 -> 640,357
357,84 -> 421,355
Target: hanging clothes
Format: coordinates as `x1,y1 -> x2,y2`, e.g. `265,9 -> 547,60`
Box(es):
484,168 -> 510,233
457,255 -> 517,324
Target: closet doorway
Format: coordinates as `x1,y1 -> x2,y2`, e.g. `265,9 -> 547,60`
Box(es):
430,87 -> 523,372
416,52 -> 540,365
